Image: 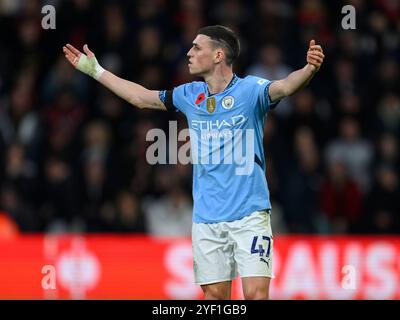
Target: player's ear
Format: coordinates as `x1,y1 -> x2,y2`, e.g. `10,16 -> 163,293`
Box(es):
214,49 -> 224,64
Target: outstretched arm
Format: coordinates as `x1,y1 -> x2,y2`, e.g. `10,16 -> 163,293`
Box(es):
269,40 -> 325,102
63,44 -> 167,111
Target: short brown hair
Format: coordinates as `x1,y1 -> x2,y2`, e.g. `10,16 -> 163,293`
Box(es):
197,25 -> 240,65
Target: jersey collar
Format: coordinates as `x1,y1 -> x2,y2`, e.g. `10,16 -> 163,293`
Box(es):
206,74 -> 238,97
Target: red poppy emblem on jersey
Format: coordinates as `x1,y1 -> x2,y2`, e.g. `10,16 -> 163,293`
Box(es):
195,93 -> 205,105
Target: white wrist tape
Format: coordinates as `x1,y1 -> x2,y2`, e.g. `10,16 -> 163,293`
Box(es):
76,54 -> 105,80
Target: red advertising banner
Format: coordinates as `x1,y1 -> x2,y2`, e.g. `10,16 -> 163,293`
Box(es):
0,235 -> 399,299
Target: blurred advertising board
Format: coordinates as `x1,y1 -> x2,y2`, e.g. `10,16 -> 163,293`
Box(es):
0,235 -> 399,299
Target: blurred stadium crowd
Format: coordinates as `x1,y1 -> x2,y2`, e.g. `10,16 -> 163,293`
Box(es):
0,0 -> 399,236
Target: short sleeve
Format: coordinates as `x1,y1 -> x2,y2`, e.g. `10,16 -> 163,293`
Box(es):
172,83 -> 194,115
253,77 -> 280,115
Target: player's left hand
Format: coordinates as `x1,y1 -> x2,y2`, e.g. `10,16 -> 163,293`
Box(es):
307,40 -> 325,72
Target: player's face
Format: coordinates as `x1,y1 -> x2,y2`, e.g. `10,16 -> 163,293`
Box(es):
187,35 -> 216,76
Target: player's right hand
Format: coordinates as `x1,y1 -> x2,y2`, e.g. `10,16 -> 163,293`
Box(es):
306,39 -> 324,72
63,44 -> 105,80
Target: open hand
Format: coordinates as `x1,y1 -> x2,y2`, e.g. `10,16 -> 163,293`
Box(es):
62,44 -> 104,79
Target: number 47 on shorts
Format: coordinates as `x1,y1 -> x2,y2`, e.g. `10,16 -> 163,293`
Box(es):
250,236 -> 271,257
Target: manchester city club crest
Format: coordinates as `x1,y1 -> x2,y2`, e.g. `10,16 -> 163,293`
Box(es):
222,95 -> 235,110
206,97 -> 216,113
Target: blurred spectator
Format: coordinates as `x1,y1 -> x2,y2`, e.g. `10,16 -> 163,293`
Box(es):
373,92 -> 400,136
281,127 -> 321,233
284,89 -> 329,147
77,120 -> 118,228
139,65 -> 165,89
3,143 -> 38,206
114,191 -> 147,233
135,26 -> 163,66
56,0 -> 95,51
0,184 -> 37,232
376,59 -> 400,94
96,4 -> 130,78
144,186 -> 192,237
373,133 -> 399,174
336,92 -> 362,119
333,58 -> 357,97
0,70 -> 41,149
212,0 -> 250,29
362,165 -> 400,234
39,157 -> 78,232
42,54 -> 89,104
42,89 -> 86,161
320,161 -> 363,233
95,90 -> 131,147
135,0 -> 168,26
297,0 -> 334,49
14,16 -> 42,68
325,117 -> 373,192
256,0 -> 294,46
123,118 -> 160,197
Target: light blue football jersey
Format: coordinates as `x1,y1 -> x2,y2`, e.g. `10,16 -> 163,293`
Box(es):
161,74 -> 279,223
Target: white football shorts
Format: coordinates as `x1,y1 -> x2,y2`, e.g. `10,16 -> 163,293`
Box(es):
192,209 -> 274,285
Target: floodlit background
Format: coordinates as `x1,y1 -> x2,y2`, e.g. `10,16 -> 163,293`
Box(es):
0,0 -> 399,299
